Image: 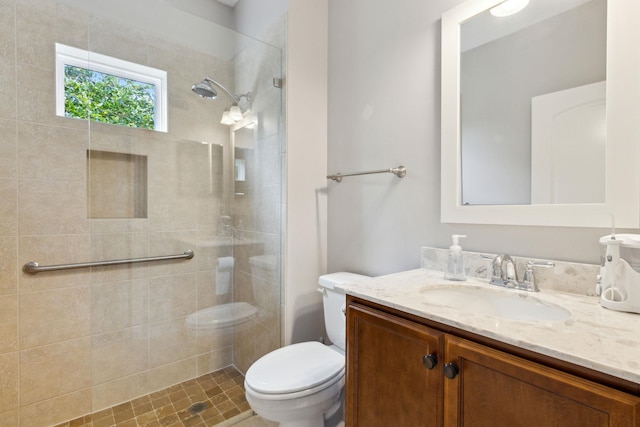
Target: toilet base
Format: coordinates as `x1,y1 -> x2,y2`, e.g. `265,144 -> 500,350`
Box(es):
276,416 -> 324,427
245,373 -> 344,427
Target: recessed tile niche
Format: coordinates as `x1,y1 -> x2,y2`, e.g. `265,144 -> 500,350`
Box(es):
87,150 -> 148,218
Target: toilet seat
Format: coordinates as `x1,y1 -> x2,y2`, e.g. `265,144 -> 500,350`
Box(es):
245,342 -> 344,398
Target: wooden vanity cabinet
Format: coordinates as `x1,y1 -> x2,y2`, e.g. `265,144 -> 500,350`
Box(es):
346,297 -> 640,427
345,301 -> 444,426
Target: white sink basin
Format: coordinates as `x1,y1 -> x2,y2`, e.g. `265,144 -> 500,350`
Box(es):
421,285 -> 571,322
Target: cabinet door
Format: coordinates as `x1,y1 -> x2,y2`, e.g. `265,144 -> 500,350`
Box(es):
346,302 -> 444,427
444,335 -> 640,427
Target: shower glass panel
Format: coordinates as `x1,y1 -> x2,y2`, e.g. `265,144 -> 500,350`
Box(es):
0,0 -> 283,425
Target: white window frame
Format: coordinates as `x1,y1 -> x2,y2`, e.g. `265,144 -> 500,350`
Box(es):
55,43 -> 168,132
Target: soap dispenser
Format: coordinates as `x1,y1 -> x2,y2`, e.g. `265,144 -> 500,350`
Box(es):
445,234 -> 467,281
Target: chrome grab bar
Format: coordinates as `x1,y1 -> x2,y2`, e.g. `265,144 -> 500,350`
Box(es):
327,166 -> 406,183
23,250 -> 194,274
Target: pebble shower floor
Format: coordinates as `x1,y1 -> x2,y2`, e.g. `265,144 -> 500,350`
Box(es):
54,367 -> 252,427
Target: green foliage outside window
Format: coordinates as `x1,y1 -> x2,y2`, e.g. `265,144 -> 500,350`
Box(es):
64,65 -> 156,130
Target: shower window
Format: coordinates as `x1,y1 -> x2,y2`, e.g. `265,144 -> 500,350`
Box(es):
55,43 -> 168,131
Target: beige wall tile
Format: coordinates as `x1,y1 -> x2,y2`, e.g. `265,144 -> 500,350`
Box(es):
147,185 -> 199,232
0,237 -> 17,296
0,186 -> 15,237
252,322 -> 279,364
88,17 -> 148,66
19,337 -> 91,405
0,0 -> 15,61
90,233 -> 149,261
148,318 -> 196,368
0,409 -> 19,427
19,286 -> 91,349
0,352 -> 18,413
252,274 -> 280,328
15,0 -> 88,69
196,188 -> 223,230
195,327 -> 233,356
196,270 -> 219,310
91,372 -> 148,413
233,321 -> 255,372
0,295 -> 18,353
234,271 -> 255,304
196,347 -> 233,377
91,280 -> 147,335
18,179 -> 88,236
89,232 -> 149,284
92,326 -> 148,385
18,234 -> 90,292
234,353 -> 252,376
148,273 -> 197,322
255,185 -> 280,234
146,357 -> 197,395
0,119 -> 17,178
146,231 -> 198,278
18,122 -> 88,181
147,139 -> 205,189
0,59 -> 16,120
89,218 -> 148,234
20,388 -> 91,427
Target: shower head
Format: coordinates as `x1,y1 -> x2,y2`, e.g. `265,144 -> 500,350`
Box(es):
192,76 -> 252,125
192,77 -> 240,103
192,79 -> 218,99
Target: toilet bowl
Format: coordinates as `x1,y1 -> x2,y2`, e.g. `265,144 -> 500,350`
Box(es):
245,342 -> 344,427
244,272 -> 370,427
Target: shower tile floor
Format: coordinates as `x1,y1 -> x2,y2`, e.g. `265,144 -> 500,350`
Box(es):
54,367 -> 274,427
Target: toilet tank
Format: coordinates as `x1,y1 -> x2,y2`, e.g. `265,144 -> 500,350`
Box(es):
318,272 -> 371,351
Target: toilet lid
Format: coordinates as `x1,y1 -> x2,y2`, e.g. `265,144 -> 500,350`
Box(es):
245,342 -> 344,394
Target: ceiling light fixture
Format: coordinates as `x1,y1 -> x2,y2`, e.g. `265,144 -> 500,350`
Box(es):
490,0 -> 530,17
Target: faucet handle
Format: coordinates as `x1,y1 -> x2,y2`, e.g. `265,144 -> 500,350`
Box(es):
519,261 -> 555,292
481,254 -> 506,286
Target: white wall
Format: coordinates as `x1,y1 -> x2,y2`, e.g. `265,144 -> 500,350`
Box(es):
235,0 -> 288,41
163,0 -> 235,29
285,0 -> 329,344
327,0 -> 625,277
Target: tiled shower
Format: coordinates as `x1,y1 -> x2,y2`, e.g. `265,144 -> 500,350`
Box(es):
0,0 -> 285,425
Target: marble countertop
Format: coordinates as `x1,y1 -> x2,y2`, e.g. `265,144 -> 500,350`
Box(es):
338,268 -> 640,385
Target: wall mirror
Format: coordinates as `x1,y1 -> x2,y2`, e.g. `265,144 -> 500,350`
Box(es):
441,0 -> 640,227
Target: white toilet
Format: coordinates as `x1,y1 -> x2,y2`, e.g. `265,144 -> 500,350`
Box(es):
244,272 -> 370,427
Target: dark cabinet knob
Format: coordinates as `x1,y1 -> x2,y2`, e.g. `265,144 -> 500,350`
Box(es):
443,362 -> 460,379
422,353 -> 438,370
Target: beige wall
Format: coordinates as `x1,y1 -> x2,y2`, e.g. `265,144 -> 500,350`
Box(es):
0,0 -> 283,425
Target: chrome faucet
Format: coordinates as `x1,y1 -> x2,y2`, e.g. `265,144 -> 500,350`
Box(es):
489,254 -> 519,288
486,254 -> 555,292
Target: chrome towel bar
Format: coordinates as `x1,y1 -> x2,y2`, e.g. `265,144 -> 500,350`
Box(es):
327,165 -> 406,183
23,250 -> 194,274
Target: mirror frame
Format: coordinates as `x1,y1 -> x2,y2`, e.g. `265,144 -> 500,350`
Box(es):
441,0 -> 640,228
